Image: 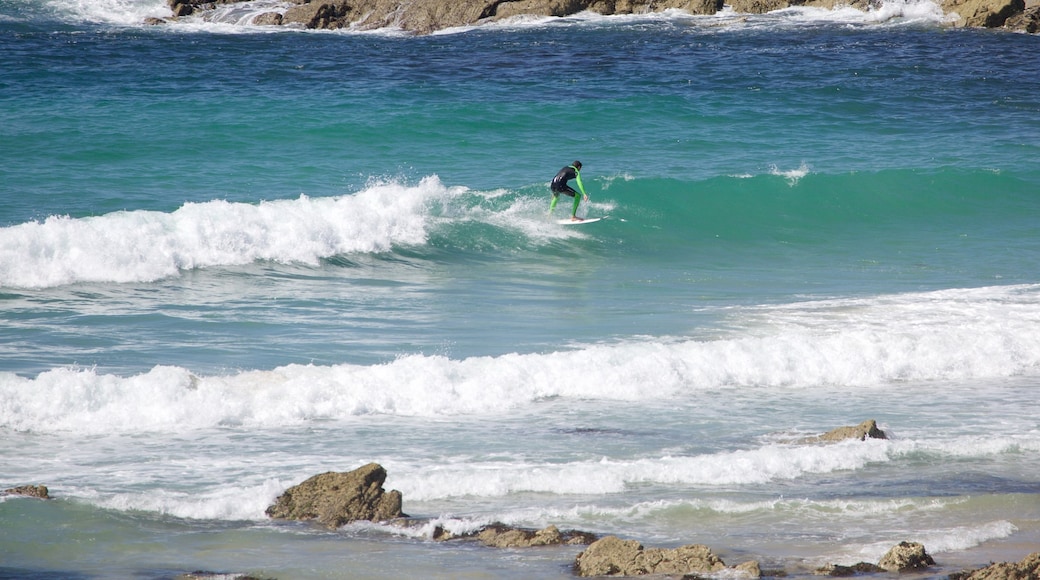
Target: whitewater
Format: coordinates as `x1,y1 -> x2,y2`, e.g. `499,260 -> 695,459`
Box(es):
2,0 -> 1040,579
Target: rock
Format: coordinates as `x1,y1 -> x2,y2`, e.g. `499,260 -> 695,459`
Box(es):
949,552 -> 1040,580
813,562 -> 885,576
941,0 -> 1025,26
476,523 -> 597,547
814,419 -> 888,443
265,463 -> 404,529
282,1 -> 353,29
163,0 -> 1038,33
176,573 -> 273,580
252,12 -> 284,26
877,541 -> 935,573
574,535 -> 759,577
1004,4 -> 1040,30
2,485 -> 50,499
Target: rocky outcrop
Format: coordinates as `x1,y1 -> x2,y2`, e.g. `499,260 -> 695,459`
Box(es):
1,485 -> 50,499
574,535 -> 760,577
802,419 -> 888,443
265,463 -> 404,529
475,523 -> 597,547
1002,1 -> 1040,30
877,541 -> 936,572
814,542 -> 934,576
950,552 -> 1040,580
158,0 -> 1039,33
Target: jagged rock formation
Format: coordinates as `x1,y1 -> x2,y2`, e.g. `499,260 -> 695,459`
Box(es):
574,535 -> 761,577
158,0 -> 1040,33
950,552 -> 1040,580
265,463 -> 404,529
1,485 -> 50,499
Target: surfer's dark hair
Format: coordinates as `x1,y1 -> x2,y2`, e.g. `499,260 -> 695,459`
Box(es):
573,160 -> 582,170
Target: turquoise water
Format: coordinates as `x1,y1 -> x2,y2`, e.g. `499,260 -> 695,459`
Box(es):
2,1 -> 1040,579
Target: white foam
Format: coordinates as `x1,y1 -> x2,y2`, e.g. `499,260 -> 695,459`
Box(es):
3,285 -> 1040,435
92,479 -> 289,521
42,0 -> 170,25
840,520 -> 1018,563
392,440 -> 893,500
770,162 -> 811,186
0,177 -> 459,289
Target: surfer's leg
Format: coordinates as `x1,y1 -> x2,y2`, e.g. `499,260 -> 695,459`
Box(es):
549,192 -> 559,213
571,191 -> 581,218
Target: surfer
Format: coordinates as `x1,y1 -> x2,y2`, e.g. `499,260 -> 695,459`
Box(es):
549,160 -> 589,221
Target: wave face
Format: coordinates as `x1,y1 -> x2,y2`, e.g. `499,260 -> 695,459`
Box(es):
2,8 -> 1040,580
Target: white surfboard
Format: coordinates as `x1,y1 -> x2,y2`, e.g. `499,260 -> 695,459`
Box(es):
556,217 -> 606,225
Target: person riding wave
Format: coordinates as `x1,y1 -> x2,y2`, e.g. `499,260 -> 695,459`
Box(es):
549,160 -> 589,221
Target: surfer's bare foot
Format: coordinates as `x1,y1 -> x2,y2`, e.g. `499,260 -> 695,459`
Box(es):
571,216 -> 583,222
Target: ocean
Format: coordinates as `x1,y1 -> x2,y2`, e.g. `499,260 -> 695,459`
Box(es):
2,0 -> 1039,578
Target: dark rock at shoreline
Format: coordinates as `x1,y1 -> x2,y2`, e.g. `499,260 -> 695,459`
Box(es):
156,0 -> 1040,33
574,535 -> 761,577
1003,3 -> 1040,31
1,485 -> 50,499
265,463 -> 404,529
949,552 -> 1040,580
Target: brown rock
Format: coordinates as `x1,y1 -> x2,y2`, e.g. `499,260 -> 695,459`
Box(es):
941,0 -> 1025,27
814,419 -> 888,443
1004,4 -> 1040,30
476,523 -> 597,547
163,0 -> 1040,34
252,12 -> 284,26
877,541 -> 935,572
265,463 -> 404,528
574,535 -> 758,577
949,552 -> 1040,580
2,485 -> 50,499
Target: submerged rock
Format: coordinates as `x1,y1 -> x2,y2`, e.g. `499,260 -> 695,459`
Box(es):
574,535 -> 760,577
813,562 -> 885,576
265,463 -> 404,529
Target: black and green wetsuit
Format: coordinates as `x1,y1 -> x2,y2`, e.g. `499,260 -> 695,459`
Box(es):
549,164 -> 587,217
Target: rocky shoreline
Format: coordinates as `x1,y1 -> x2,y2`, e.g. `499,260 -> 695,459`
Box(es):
9,419 -> 1037,580
153,0 -> 1039,34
